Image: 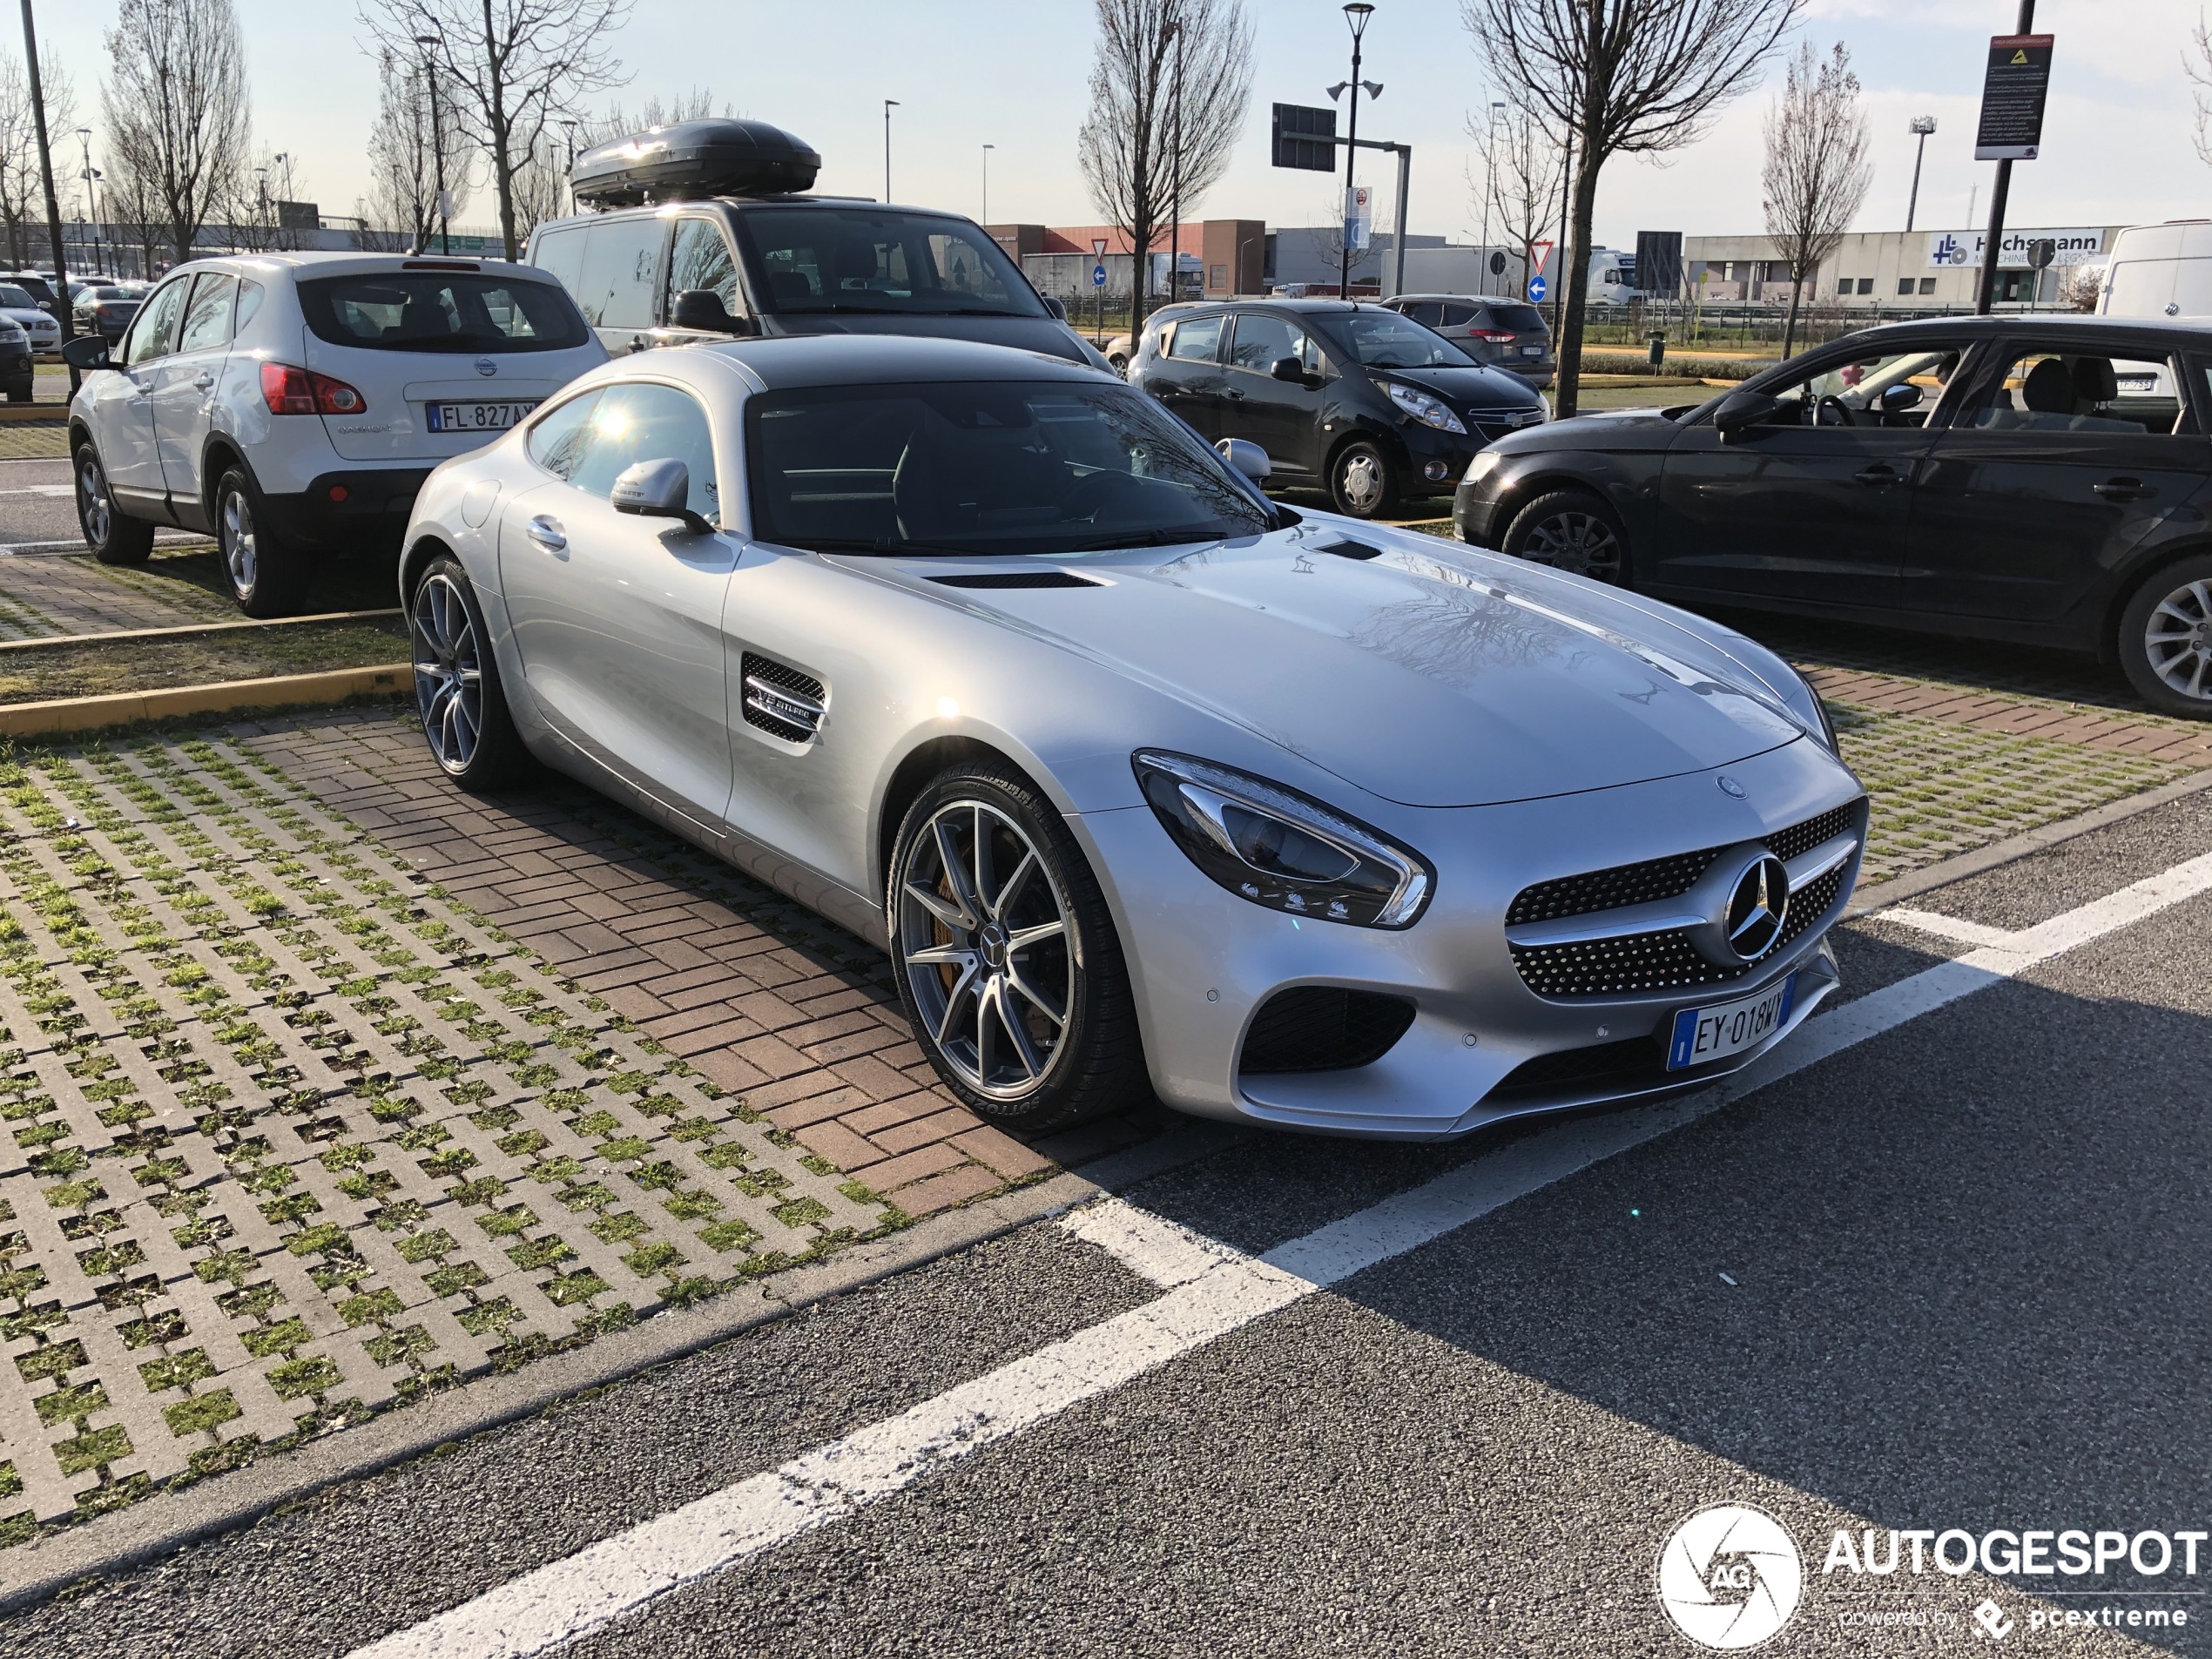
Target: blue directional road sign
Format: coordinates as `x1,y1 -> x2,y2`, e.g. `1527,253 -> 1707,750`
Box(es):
1527,273 -> 1548,302
1092,263 -> 1108,287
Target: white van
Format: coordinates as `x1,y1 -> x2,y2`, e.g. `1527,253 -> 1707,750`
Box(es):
2099,220 -> 2212,320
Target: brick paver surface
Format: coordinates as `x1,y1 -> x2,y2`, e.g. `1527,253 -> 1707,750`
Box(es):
0,548 -> 233,641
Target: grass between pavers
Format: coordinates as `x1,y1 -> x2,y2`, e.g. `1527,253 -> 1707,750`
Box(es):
0,728 -> 917,1549
0,425 -> 69,461
0,620 -> 411,704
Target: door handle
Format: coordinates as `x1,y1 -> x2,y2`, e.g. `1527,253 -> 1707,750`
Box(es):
192,373 -> 214,391
1224,389 -> 1245,400
2092,477 -> 2153,502
525,515 -> 567,553
1853,464 -> 1900,485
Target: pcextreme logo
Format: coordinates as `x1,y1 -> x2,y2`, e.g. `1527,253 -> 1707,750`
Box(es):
1658,1503 -> 1806,1649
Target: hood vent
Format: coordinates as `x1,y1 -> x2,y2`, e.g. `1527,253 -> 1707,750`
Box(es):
1318,538 -> 1383,561
740,652 -> 826,743
929,570 -> 1101,590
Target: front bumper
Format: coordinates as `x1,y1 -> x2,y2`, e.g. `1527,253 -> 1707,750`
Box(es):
257,468 -> 434,554
1071,737 -> 1863,1141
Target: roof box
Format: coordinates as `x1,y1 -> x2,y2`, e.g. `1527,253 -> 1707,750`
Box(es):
571,119 -> 821,206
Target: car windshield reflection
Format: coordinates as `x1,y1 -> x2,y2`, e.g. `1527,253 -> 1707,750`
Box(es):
1330,309 -> 1479,369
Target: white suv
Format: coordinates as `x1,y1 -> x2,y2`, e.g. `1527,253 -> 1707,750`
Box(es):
66,252 -> 606,615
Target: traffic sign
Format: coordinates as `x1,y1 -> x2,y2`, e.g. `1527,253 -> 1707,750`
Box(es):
1975,33 -> 2054,160
1091,263 -> 1107,287
1531,239 -> 1554,273
1527,273 -> 1548,302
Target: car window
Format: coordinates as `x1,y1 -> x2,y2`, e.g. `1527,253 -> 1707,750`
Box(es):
1229,312 -> 1321,374
1330,309 -> 1476,368
1962,347 -> 2191,436
0,286 -> 32,308
176,273 -> 238,354
119,278 -> 188,366
1440,303 -> 1478,327
746,379 -> 1272,556
530,223 -> 589,295
667,217 -> 743,317
1749,346 -> 1967,429
235,279 -> 265,334
298,273 -> 590,354
1487,303 -> 1546,333
1165,314 -> 1222,361
563,381 -> 720,521
730,206 -> 1043,318
527,391 -> 601,480
1403,301 -> 1444,327
574,215 -> 664,331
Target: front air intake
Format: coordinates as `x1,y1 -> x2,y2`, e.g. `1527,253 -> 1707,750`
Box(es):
740,652 -> 826,744
1239,987 -> 1415,1076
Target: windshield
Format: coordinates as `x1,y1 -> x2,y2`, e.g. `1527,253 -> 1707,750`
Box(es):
1330,307 -> 1477,368
747,380 -> 1275,556
296,273 -> 590,354
0,287 -> 33,308
732,207 -> 1046,320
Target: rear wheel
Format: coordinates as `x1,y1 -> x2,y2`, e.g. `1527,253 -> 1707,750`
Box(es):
215,465 -> 303,617
2117,554 -> 2212,718
409,554 -> 531,786
1502,489 -> 1629,585
1330,438 -> 1399,520
889,761 -> 1147,1134
75,442 -> 153,565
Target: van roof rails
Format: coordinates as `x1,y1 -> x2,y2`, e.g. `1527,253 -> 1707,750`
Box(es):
572,119 -> 820,206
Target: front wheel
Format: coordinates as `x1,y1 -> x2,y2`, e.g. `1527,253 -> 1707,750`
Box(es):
2117,555 -> 2212,718
889,762 -> 1147,1134
1502,489 -> 1629,585
215,466 -> 303,617
1329,439 -> 1399,520
409,554 -> 531,787
75,442 -> 153,565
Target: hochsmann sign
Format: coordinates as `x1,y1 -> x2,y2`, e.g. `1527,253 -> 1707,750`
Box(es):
1926,227 -> 2104,268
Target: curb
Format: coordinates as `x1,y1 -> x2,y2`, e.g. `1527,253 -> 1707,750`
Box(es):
0,663 -> 412,738
0,1122 -> 1244,1613
0,609 -> 402,655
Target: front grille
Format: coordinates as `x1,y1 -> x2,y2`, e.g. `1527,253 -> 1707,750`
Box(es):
1507,847 -> 1718,928
1510,929 -> 1747,999
739,651 -> 826,744
1765,802 -> 1859,864
1240,987 -> 1415,1076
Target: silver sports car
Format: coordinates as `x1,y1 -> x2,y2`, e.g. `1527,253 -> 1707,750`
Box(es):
399,336 -> 1866,1140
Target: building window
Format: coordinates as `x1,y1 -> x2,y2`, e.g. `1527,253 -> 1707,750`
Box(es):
1857,278 -> 1874,294
1919,276 -> 1937,295
1209,263 -> 1227,290
1898,277 -> 1915,297
1839,277 -> 1855,296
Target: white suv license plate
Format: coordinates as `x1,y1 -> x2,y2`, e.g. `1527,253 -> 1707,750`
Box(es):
1666,973 -> 1797,1070
426,400 -> 538,433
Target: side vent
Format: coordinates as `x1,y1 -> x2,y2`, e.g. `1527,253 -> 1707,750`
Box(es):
929,570 -> 1101,590
1318,538 -> 1384,561
1240,987 -> 1416,1076
740,652 -> 826,744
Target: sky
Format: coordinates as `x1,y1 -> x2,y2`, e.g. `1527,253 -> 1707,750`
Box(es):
21,0 -> 2211,250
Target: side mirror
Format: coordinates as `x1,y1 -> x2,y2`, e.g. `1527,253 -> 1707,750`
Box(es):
1041,295 -> 1068,321
671,288 -> 745,334
1713,388 -> 1781,437
1879,381 -> 1923,415
1270,355 -> 1306,382
1216,436 -> 1271,482
611,458 -> 715,535
61,334 -> 109,370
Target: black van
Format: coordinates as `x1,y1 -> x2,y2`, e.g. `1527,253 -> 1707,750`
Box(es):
526,119 -> 1109,371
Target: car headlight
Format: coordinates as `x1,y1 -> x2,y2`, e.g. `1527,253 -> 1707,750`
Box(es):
1461,449 -> 1505,486
1382,381 -> 1467,435
1132,750 -> 1433,928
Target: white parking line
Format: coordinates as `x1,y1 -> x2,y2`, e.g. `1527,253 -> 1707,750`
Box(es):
1873,906 -> 2020,949
347,848 -> 2212,1659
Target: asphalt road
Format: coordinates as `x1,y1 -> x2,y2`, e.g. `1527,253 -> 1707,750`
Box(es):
6,789 -> 2212,1658
0,455 -> 210,552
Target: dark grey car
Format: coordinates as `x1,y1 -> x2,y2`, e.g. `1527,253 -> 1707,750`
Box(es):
1381,293 -> 1554,388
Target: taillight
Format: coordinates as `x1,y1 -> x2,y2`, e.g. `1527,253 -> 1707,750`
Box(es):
260,361 -> 367,416
1470,329 -> 1516,343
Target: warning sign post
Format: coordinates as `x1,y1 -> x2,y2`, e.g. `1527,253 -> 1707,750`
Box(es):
1974,33 -> 2054,160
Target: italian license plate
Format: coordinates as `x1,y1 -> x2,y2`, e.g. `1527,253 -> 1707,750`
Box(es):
1521,345 -> 1543,356
1666,973 -> 1797,1070
426,400 -> 537,433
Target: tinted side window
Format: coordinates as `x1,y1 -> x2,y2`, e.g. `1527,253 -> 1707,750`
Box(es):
177,273 -> 239,353
1165,314 -> 1223,361
1440,303 -> 1477,327
1229,312 -> 1319,374
1405,301 -> 1444,326
531,223 -> 589,295
527,391 -> 602,480
564,382 -> 720,521
574,216 -> 664,330
121,279 -> 189,366
667,218 -> 742,315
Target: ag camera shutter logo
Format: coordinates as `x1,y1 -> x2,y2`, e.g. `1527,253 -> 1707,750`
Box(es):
1657,1503 -> 1804,1649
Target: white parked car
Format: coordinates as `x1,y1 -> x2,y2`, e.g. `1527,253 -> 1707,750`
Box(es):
64,251 -> 606,614
0,282 -> 60,361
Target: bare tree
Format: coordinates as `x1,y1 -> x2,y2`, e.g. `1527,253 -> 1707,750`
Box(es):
367,50 -> 473,247
1462,0 -> 1800,415
2057,261 -> 2103,313
2191,11 -> 2212,165
0,48 -> 71,270
506,136 -> 567,242
361,0 -> 632,262
578,86 -> 730,147
104,152 -> 162,277
100,0 -> 252,265
1469,103 -> 1565,297
1076,0 -> 1253,335
1761,41 -> 1870,357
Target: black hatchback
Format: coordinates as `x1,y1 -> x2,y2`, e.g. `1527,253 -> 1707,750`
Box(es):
1454,315 -> 2212,718
1127,298 -> 1548,518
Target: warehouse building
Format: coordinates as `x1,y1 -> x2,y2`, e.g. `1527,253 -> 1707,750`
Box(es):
1684,225 -> 2122,308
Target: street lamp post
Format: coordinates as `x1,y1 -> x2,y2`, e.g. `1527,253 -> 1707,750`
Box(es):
883,100 -> 899,203
416,33 -> 449,256
17,0 -> 74,372
1905,115 -> 1936,233
1480,99 -> 1502,285
1335,3 -> 1375,300
981,143 -> 994,226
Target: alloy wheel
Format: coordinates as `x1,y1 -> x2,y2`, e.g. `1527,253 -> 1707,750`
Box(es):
2143,576 -> 2212,704
221,485 -> 258,596
1524,509 -> 1622,582
896,799 -> 1074,1102
77,454 -> 111,546
1338,450 -> 1386,515
412,572 -> 486,773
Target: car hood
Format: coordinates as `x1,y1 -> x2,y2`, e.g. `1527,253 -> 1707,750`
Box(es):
759,310 -> 1103,369
868,524 -> 1811,808
1372,364 -> 1541,410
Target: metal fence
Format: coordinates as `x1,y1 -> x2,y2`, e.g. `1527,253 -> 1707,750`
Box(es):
1575,297 -> 2097,356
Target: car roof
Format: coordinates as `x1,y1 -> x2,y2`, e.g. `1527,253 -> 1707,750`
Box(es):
143,252 -> 563,285
1845,314 -> 2212,342
531,198 -> 967,234
1386,293 -> 1534,306
698,333 -> 1109,391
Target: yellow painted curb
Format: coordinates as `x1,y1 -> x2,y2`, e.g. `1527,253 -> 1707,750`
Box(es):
0,406 -> 68,424
0,663 -> 412,738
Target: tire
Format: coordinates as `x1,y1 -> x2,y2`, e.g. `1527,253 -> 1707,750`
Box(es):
408,554 -> 532,787
2116,553 -> 2212,719
74,441 -> 154,565
213,464 -> 304,617
1107,353 -> 1129,374
1329,438 -> 1399,520
1501,488 -> 1630,585
888,760 -> 1148,1134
